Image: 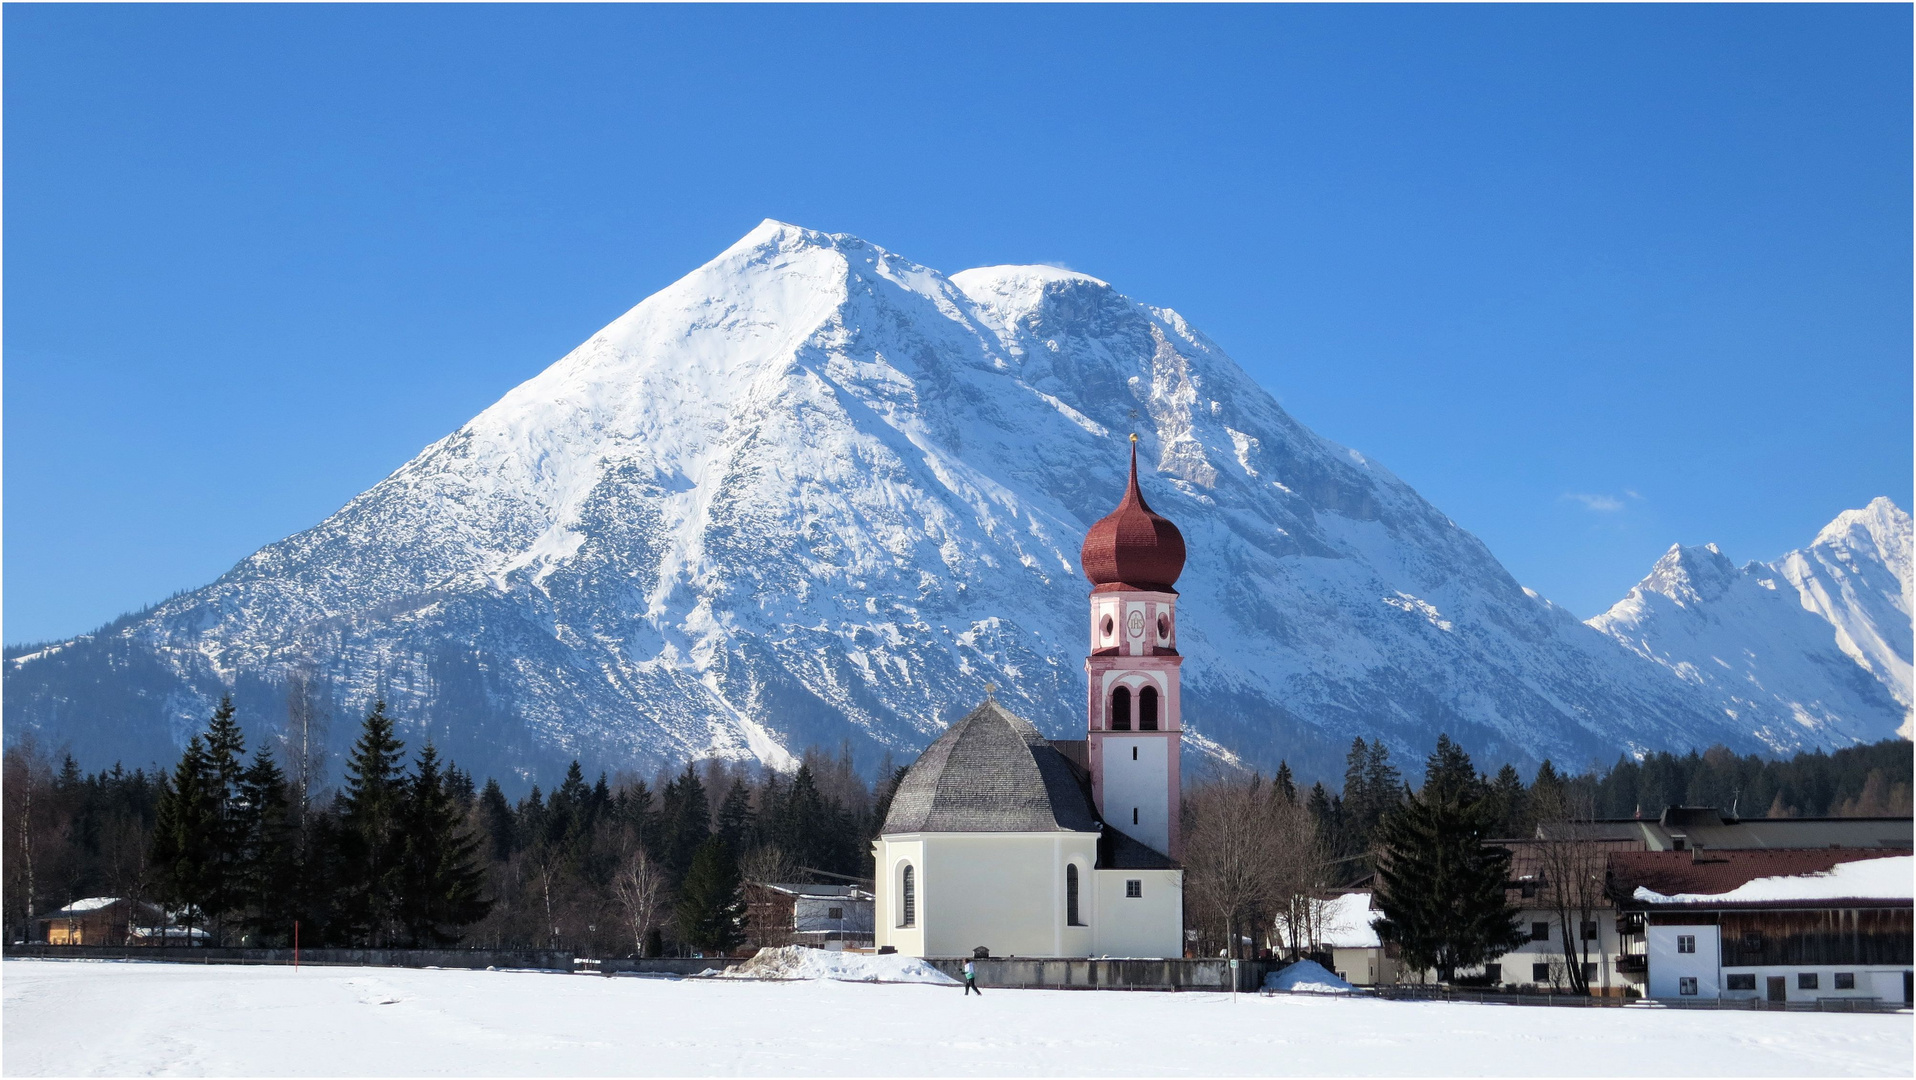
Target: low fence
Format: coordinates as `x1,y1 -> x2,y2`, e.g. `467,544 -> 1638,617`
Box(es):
1,943 -> 717,976
1363,984 -> 1908,1013
925,957 -> 1270,993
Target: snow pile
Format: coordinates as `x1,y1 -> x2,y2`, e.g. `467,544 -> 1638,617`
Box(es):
1635,854 -> 1913,905
1264,959 -> 1357,994
720,946 -> 958,985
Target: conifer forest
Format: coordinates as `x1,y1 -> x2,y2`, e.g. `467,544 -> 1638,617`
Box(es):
5,694 -> 1909,958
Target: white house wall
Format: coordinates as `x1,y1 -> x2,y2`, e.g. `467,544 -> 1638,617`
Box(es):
1647,924 -> 1721,1000
873,837 -> 925,957
875,833 -> 1099,958
1092,868 -> 1183,958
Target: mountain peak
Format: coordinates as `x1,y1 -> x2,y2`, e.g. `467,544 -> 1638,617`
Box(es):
6,224 -> 1792,785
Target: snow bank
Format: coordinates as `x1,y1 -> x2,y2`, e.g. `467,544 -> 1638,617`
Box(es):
1264,959 -> 1357,994
1635,854 -> 1913,905
720,945 -> 958,985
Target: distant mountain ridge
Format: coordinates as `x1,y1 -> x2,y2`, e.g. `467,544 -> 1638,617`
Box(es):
1589,497 -> 1912,747
3,221 -> 1898,786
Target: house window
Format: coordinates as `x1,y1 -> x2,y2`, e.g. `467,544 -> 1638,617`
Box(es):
1678,977 -> 1698,996
1485,964 -> 1500,984
1066,864 -> 1084,926
1132,807 -> 1139,825
1125,879 -> 1142,899
1580,920 -> 1599,942
1531,963 -> 1551,982
1583,962 -> 1597,981
1671,837 -> 1687,851
1677,935 -> 1695,954
1742,931 -> 1763,952
1111,686 -> 1132,731
1519,881 -> 1537,899
827,907 -> 843,921
1132,747 -> 1138,760
1726,974 -> 1756,991
1139,686 -> 1159,731
899,865 -> 915,928
1531,922 -> 1550,942
1835,972 -> 1855,990
1798,973 -> 1818,991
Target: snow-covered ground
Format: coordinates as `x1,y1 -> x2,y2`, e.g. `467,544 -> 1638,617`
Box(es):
4,959 -> 1909,1077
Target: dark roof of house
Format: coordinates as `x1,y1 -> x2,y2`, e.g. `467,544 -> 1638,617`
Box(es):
1607,847 -> 1911,907
1525,814 -> 1911,852
881,699 -> 1102,835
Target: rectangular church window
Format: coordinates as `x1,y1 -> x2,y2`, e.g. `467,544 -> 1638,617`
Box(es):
1125,880 -> 1142,898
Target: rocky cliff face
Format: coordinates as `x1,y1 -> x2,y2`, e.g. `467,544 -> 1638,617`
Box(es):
4,222 -> 1832,786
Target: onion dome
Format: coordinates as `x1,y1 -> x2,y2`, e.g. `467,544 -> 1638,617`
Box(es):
1080,436 -> 1186,593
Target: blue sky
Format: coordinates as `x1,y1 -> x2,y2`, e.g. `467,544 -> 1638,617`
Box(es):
6,4 -> 1910,645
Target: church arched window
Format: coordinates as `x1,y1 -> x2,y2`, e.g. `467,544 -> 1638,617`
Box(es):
1066,863 -> 1084,926
899,864 -> 916,928
1111,686 -> 1132,731
1139,685 -> 1159,731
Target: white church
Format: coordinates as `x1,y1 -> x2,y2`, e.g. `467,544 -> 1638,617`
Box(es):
873,438 -> 1188,959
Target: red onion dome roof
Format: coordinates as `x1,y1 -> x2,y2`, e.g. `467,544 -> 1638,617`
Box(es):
1080,437 -> 1186,592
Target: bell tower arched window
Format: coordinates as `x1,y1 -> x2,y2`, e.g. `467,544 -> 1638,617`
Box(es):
1139,685 -> 1159,731
899,864 -> 916,927
1066,864 -> 1084,926
1111,686 -> 1132,731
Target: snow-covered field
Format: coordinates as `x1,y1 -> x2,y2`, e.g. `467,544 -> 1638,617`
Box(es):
4,959 -> 1909,1077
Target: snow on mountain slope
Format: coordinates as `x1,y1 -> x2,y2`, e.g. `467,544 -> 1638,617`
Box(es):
1590,499 -> 1913,746
4,222 -> 1795,785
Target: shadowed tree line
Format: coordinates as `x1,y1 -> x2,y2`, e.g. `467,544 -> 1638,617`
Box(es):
4,698 -> 909,955
8,692 -> 1906,960
1181,733 -> 1910,976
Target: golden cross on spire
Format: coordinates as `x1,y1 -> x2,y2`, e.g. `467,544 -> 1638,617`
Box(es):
1130,432 -> 1138,443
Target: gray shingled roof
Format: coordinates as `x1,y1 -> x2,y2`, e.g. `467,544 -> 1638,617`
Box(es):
881,700 -> 1103,834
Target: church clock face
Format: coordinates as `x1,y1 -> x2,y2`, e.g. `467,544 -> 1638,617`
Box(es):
1127,610 -> 1144,638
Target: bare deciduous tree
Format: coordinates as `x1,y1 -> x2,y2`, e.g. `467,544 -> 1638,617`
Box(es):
1531,784 -> 1607,996
611,841 -> 665,959
1183,774 -> 1320,959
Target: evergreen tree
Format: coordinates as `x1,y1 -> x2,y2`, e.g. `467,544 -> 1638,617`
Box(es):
338,701 -> 408,945
1373,735 -> 1524,982
198,696 -> 249,938
675,834 -> 744,955
716,779 -> 754,855
1486,763 -> 1530,838
1274,761 -> 1297,804
478,779 -> 516,863
396,744 -> 492,946
150,735 -> 218,938
234,747 -> 298,944
660,766 -> 710,882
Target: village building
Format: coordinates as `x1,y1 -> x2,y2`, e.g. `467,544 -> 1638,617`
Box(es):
871,438 -> 1185,959
38,898 -> 168,946
1610,849 -> 1912,1005
744,882 -> 875,951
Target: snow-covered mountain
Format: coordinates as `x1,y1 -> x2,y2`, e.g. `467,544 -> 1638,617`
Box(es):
1590,498 -> 1912,747
1,221 -> 1848,786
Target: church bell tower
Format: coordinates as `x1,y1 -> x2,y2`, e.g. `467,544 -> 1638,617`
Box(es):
1080,435 -> 1185,859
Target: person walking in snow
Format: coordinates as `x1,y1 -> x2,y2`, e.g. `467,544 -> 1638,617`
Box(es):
963,959 -> 982,996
